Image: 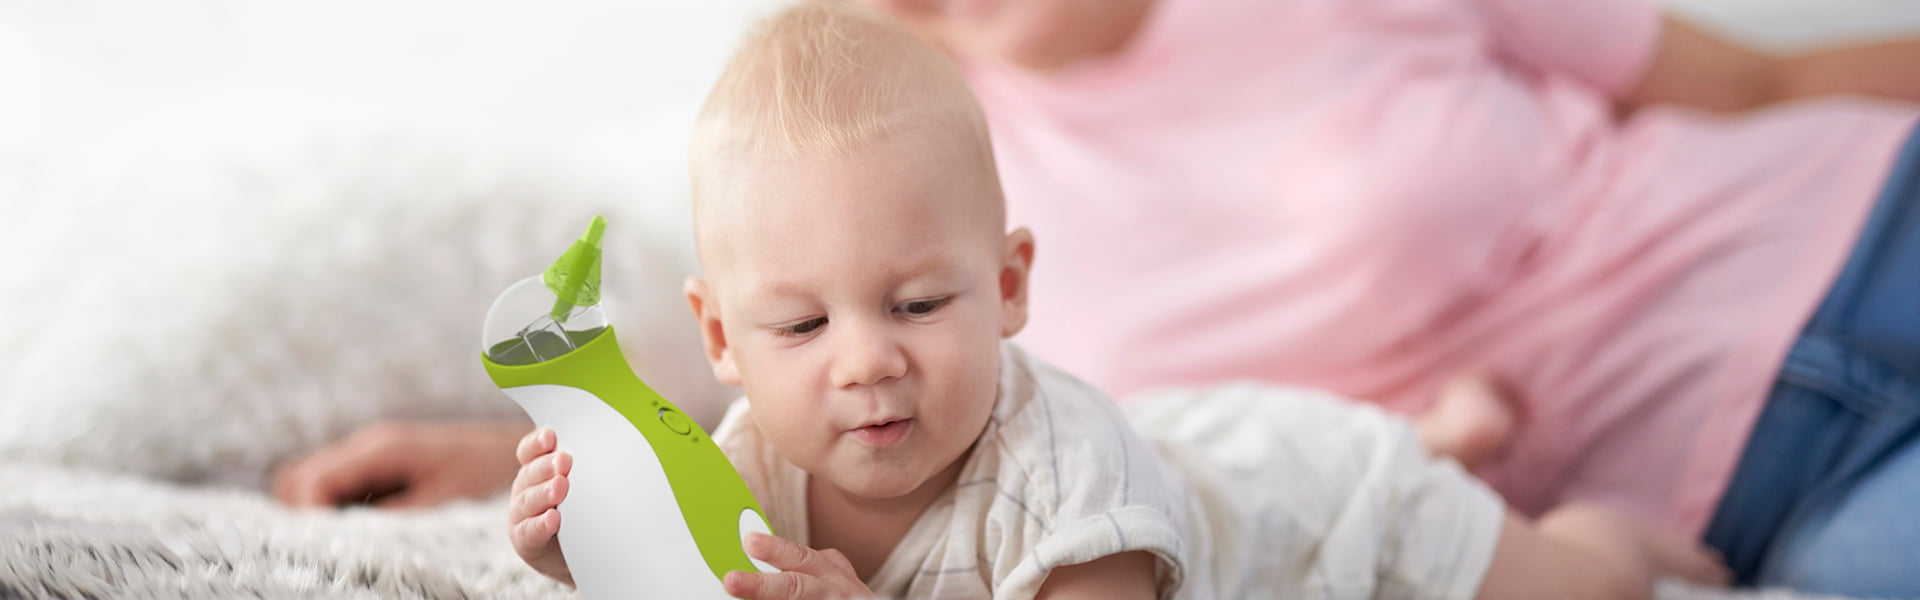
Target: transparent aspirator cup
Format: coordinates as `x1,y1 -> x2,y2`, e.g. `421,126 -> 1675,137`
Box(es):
482,215 -> 611,366
482,277 -> 611,365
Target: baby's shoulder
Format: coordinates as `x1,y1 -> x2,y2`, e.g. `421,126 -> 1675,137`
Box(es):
990,347 -> 1132,461
980,345 -> 1178,516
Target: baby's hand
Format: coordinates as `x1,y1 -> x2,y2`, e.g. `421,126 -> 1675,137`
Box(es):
508,428 -> 575,587
723,533 -> 874,600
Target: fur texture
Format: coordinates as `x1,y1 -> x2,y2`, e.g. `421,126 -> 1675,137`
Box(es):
0,461 -> 1859,599
0,462 -> 570,599
0,136 -> 736,490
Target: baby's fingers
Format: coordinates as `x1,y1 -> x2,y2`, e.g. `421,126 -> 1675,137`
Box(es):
511,473 -> 569,521
726,536 -> 870,598
744,533 -> 848,577
516,428 -> 556,465
511,451 -> 572,495
725,571 -> 829,600
511,508 -> 561,554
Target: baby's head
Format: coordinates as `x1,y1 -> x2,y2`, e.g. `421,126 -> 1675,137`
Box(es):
685,1 -> 1034,501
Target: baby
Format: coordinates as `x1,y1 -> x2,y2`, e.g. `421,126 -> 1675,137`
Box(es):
508,2 -> 1727,598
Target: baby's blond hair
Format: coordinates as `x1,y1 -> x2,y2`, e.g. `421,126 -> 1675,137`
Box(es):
688,1 -> 1000,229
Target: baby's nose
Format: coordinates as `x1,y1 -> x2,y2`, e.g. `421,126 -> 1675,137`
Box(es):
830,325 -> 908,389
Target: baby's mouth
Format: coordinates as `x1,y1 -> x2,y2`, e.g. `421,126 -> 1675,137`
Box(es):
848,418 -> 913,447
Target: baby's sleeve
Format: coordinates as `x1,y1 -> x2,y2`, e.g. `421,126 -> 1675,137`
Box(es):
1464,0 -> 1664,96
985,370 -> 1191,600
994,505 -> 1187,600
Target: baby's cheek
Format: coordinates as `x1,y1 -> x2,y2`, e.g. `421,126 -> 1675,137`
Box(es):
928,389 -> 996,459
755,410 -> 826,460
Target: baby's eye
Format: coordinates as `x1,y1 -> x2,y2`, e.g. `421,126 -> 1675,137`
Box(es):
897,297 -> 950,317
776,317 -> 827,337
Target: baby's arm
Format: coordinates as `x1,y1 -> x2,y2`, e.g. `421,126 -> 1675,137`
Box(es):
1477,504 -> 1729,600
1033,551 -> 1158,600
507,428 -> 575,587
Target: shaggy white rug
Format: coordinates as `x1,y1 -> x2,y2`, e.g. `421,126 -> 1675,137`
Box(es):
0,462 -> 570,599
0,136 -> 737,490
0,461 -> 1863,600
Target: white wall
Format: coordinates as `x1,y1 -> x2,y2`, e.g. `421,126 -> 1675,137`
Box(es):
0,0 -> 771,213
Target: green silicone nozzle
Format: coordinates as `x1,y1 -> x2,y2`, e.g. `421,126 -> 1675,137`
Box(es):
544,216 -> 607,323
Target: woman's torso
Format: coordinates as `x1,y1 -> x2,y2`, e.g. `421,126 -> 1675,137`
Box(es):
966,0 -> 1919,531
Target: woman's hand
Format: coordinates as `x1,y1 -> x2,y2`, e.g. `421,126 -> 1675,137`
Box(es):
273,420 -> 528,508
723,533 -> 874,600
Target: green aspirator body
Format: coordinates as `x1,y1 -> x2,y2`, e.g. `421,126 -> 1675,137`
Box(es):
480,216 -> 775,598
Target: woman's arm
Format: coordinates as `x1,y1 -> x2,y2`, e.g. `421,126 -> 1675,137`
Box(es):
273,419 -> 528,508
1776,36 -> 1920,104
1620,16 -> 1920,114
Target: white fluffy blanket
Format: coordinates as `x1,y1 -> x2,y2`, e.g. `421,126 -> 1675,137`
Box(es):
0,462 -> 570,599
0,461 -> 1858,600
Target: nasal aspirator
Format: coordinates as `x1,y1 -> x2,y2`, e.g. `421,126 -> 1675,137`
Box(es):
481,216 -> 776,598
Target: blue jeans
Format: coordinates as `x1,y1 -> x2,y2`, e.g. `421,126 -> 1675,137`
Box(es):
1703,122 -> 1920,597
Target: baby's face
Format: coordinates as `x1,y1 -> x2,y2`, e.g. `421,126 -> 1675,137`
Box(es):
691,127 -> 1024,500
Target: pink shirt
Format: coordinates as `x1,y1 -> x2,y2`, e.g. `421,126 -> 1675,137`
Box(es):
967,0 -> 1919,534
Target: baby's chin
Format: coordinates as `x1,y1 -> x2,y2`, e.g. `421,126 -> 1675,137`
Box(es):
826,475 -> 928,501
819,452 -> 965,500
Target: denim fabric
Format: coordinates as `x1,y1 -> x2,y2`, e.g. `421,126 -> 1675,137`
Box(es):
1704,123 -> 1920,596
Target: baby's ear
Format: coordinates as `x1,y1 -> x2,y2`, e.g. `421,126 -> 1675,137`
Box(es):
684,277 -> 742,386
998,228 -> 1036,338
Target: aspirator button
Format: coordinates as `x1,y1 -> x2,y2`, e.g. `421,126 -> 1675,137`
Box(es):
658,408 -> 694,435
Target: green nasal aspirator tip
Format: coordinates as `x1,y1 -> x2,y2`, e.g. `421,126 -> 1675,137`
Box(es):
544,215 -> 607,323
